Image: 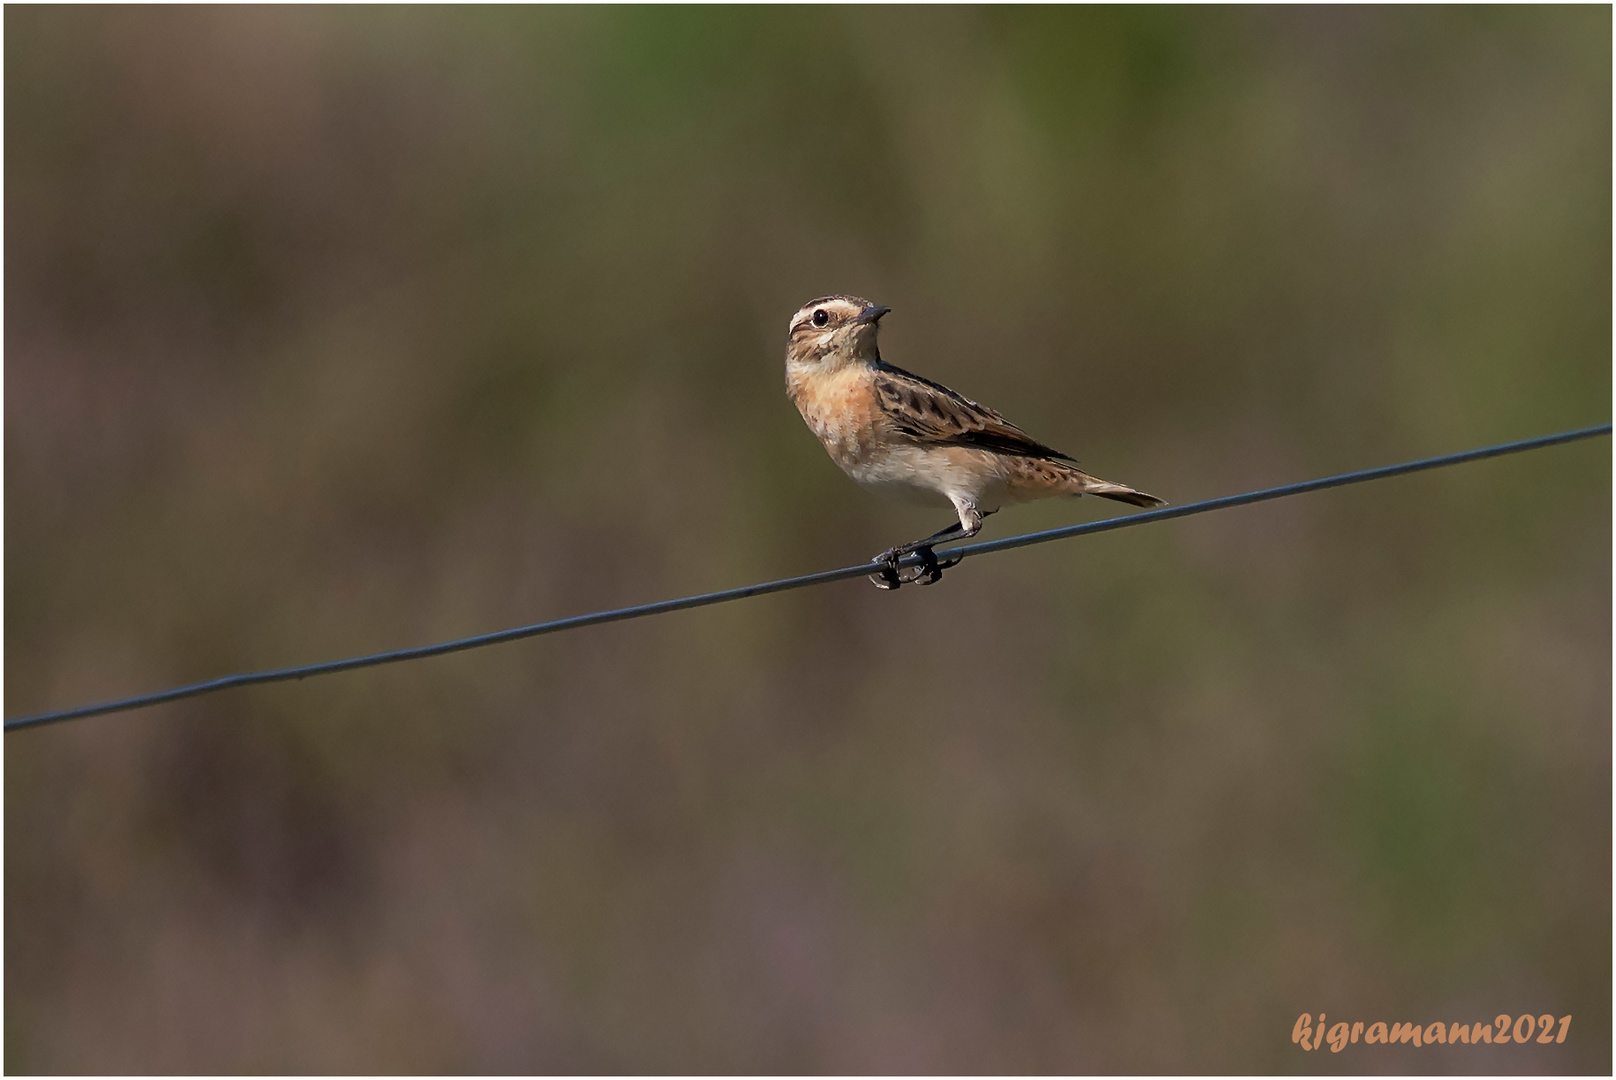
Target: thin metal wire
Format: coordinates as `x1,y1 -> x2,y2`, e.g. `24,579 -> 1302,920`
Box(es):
7,422 -> 1609,732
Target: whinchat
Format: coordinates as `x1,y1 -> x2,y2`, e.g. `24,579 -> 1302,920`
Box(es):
785,295 -> 1164,588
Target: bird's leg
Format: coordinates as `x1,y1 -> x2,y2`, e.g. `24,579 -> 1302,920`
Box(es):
908,507 -> 996,585
870,505 -> 992,589
890,519 -> 966,557
869,519 -> 961,589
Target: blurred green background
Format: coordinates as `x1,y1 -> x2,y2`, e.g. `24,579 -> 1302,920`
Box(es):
5,6 -> 1610,1073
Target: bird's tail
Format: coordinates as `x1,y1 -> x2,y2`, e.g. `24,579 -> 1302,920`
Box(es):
1056,464 -> 1165,508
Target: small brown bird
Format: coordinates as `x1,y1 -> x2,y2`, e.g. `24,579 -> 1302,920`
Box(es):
785,295 -> 1164,588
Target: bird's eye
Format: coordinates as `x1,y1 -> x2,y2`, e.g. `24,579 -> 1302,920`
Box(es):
812,309 -> 829,327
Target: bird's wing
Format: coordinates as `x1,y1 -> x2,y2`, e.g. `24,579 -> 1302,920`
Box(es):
871,362 -> 1074,460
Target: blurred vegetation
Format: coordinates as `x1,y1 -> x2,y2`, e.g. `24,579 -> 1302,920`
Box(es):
5,6 -> 1609,1072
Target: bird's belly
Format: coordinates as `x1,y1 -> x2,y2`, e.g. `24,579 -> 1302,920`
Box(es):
853,473 -> 956,508
845,444 -> 1006,510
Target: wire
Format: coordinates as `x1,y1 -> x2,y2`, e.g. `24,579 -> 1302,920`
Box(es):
7,422 -> 1609,732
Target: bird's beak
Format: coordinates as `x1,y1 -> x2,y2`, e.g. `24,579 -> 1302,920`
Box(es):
856,305 -> 892,325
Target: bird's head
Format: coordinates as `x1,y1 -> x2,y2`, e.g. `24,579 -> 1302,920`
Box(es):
785,295 -> 889,370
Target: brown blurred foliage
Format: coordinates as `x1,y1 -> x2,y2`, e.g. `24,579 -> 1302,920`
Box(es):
5,7 -> 1610,1073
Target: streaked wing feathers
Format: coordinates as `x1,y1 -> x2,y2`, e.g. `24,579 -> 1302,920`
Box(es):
872,362 -> 1073,461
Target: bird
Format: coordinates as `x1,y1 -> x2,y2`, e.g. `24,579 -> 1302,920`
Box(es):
784,294 -> 1164,589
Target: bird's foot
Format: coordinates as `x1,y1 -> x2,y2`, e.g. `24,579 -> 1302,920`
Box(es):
869,545 -> 962,590
869,548 -> 906,590
905,545 -> 945,586
914,545 -> 963,585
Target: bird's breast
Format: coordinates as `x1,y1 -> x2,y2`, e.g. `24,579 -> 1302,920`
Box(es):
787,365 -> 885,472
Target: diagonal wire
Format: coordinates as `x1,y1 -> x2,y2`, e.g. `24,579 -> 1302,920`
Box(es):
6,422 -> 1609,732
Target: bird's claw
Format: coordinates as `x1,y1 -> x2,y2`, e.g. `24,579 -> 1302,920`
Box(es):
904,545 -> 944,586
869,548 -> 906,590
909,545 -> 962,586
869,545 -> 961,590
